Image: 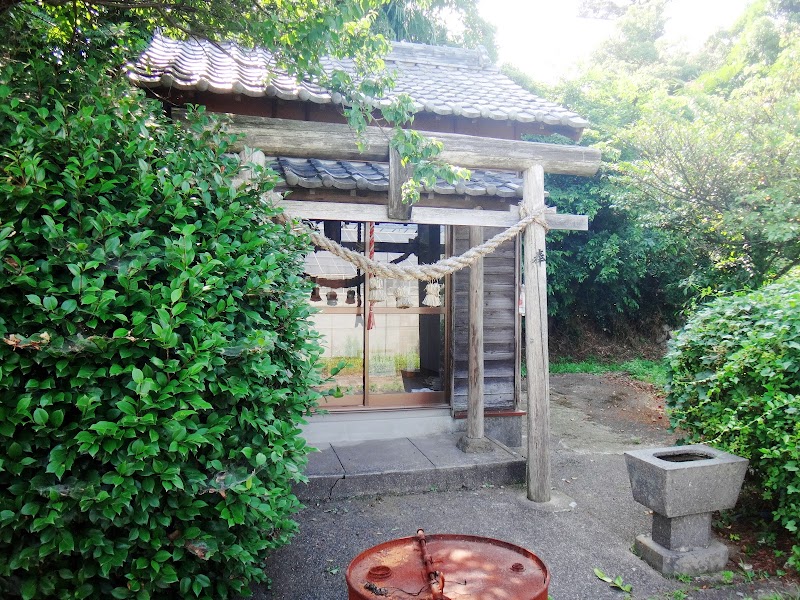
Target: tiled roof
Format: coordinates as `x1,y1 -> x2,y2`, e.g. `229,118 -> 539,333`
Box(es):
130,33 -> 589,130
264,156 -> 523,198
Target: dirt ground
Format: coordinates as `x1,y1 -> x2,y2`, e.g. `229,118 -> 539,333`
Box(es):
545,372 -> 677,453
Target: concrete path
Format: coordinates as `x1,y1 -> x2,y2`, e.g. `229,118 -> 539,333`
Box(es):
254,377 -> 798,599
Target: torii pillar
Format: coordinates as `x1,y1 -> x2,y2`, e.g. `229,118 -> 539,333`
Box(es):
523,164 -> 551,502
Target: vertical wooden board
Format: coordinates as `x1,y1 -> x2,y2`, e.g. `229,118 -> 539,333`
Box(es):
388,147 -> 413,220
450,257 -> 473,393
454,362 -> 515,381
447,227 -> 455,417
452,394 -> 517,410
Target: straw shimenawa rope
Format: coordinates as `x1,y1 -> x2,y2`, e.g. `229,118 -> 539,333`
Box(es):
275,205 -> 550,282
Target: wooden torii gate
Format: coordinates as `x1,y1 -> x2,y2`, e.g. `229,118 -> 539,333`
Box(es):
211,112 -> 602,503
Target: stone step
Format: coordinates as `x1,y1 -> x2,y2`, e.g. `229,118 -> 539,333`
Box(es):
295,433 -> 525,501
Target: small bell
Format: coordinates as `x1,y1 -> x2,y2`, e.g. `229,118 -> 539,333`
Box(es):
368,277 -> 386,302
326,290 -> 338,306
310,286 -> 322,302
422,282 -> 441,307
345,289 -> 356,304
395,283 -> 412,309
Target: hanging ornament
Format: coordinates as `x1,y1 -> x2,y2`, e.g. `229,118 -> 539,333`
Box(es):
368,276 -> 386,302
326,290 -> 338,306
345,289 -> 356,304
422,282 -> 441,307
395,282 -> 412,309
310,286 -> 322,302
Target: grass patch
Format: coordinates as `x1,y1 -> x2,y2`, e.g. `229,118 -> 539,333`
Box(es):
550,357 -> 668,389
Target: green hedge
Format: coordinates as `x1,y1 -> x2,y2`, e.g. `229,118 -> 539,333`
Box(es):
667,271 -> 800,565
0,22 -> 322,599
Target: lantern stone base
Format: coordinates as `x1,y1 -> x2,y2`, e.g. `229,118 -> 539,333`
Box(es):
635,534 -> 729,577
652,512 -> 712,551
625,444 -> 747,576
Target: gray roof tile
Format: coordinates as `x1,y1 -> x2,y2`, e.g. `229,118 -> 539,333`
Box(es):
130,33 -> 589,130
262,156 -> 523,198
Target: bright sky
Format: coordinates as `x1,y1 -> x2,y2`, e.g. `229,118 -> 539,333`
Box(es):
477,0 -> 753,83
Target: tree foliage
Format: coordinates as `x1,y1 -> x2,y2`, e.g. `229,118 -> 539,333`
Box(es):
618,1 -> 800,294
0,0 -> 388,74
510,0 -> 800,335
545,173 -> 690,328
507,0 -> 693,332
593,0 -> 667,68
374,0 -> 497,58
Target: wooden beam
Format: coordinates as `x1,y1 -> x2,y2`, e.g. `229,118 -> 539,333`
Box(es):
388,147 -> 413,220
176,110 -> 602,176
523,164 -> 552,503
275,200 -> 589,230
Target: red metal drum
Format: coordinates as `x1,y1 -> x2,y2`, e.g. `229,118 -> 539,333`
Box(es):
346,530 -> 549,600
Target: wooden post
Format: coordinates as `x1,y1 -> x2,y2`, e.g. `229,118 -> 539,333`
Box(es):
388,147 -> 413,220
457,226 -> 493,453
523,164 -> 551,502
467,225 -> 484,439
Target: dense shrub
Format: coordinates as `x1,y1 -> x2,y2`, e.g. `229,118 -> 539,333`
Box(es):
0,21 -> 321,600
666,272 -> 800,563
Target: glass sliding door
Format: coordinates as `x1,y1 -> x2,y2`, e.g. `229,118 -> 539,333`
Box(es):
366,311 -> 445,406
305,221 -> 447,409
306,221 -> 366,407
308,311 -> 364,406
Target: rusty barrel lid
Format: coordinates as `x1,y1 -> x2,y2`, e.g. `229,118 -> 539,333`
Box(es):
346,530 -> 549,600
